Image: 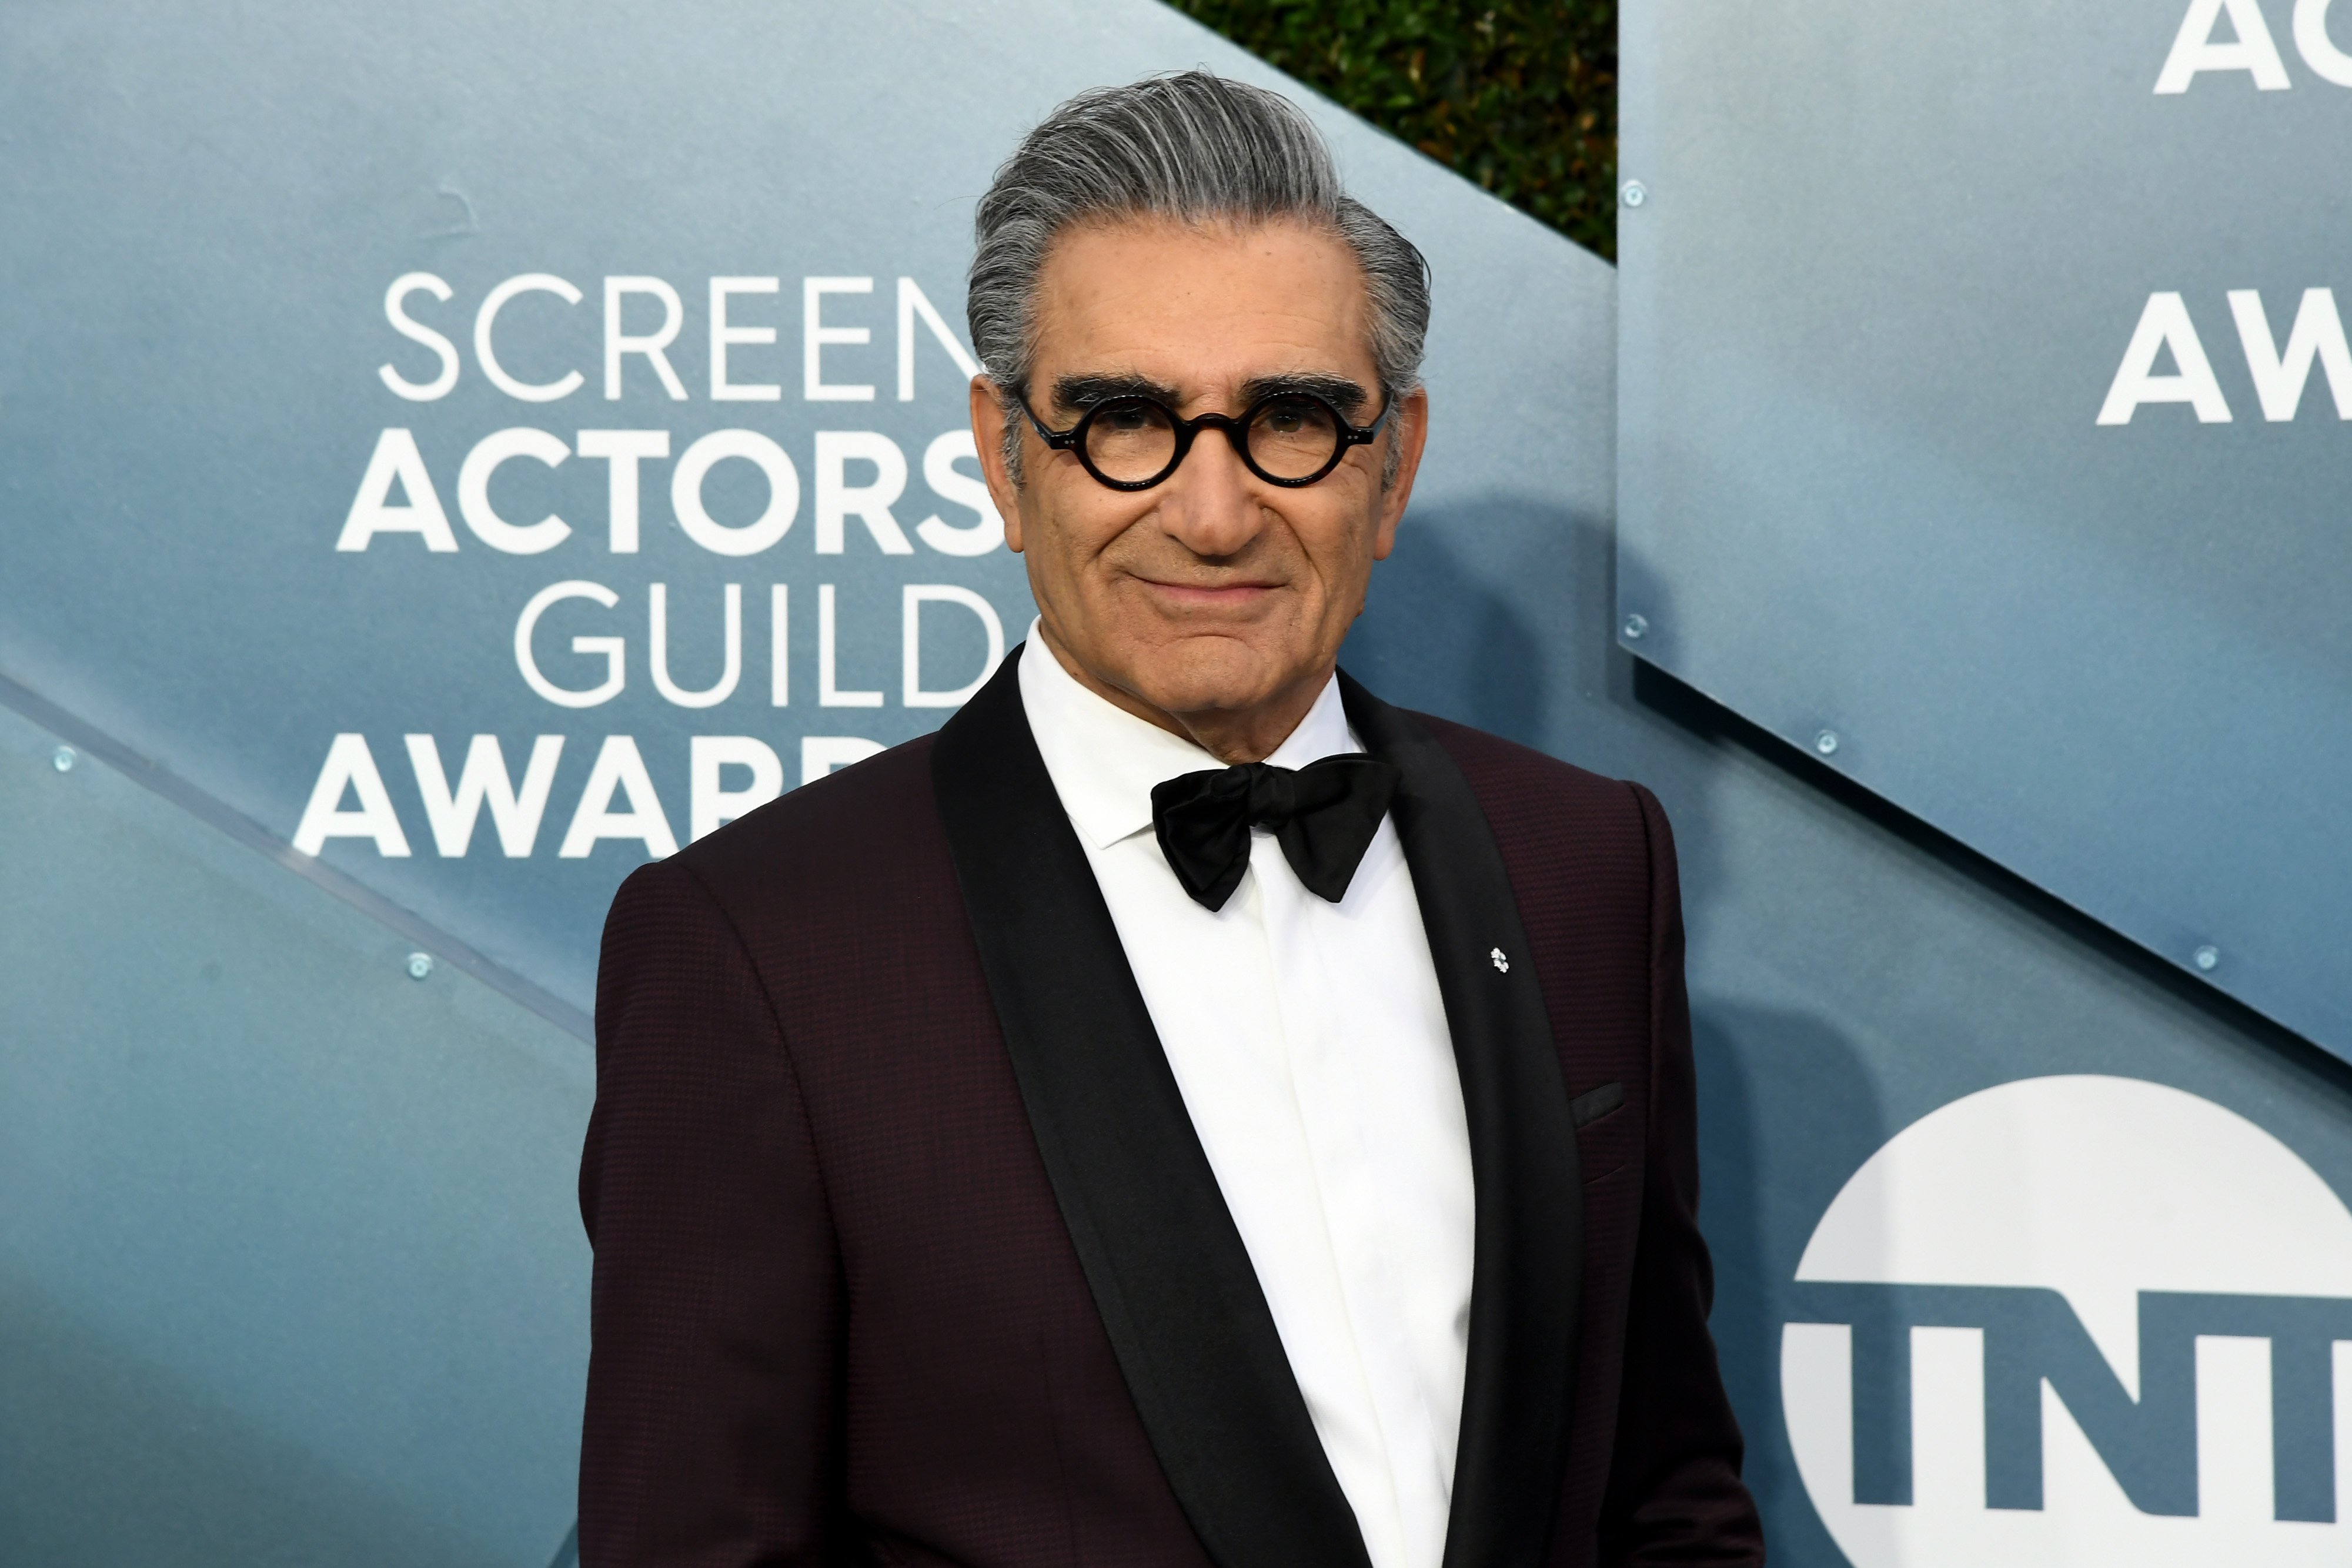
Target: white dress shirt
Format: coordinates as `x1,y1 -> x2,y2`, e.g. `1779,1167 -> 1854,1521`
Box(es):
1018,629 -> 1475,1568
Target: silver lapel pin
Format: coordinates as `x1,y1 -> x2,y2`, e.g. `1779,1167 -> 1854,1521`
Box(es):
1490,947 -> 1510,974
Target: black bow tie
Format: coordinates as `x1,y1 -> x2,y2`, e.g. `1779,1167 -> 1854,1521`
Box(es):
1150,754 -> 1402,912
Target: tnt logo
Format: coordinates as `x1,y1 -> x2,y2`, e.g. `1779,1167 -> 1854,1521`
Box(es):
1781,1076 -> 2352,1564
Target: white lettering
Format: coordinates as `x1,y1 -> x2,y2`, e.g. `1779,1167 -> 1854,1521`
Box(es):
818,583 -> 884,707
603,277 -> 688,400
403,734 -> 564,857
689,735 -> 784,840
292,734 -> 412,857
515,580 -> 626,708
337,428 -> 457,551
814,430 -> 915,554
379,273 -> 460,401
914,430 -> 1005,556
2156,0 -> 2292,92
896,276 -> 981,400
649,582 -> 743,708
557,736 -> 678,859
671,430 -> 799,556
770,583 -> 790,707
2297,0 -> 2352,80
804,276 -> 876,402
2227,287 -> 2352,419
903,584 -> 1004,708
710,276 -> 782,402
574,429 -> 669,553
2096,293 -> 2234,424
475,274 -> 586,402
457,427 -> 573,553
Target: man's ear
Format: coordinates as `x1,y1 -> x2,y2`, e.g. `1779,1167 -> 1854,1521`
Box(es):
1370,385 -> 1429,562
969,375 -> 1026,554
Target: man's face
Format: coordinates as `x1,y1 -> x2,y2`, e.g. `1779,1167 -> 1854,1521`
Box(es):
971,216 -> 1428,747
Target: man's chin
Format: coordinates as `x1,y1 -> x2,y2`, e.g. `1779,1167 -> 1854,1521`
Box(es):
1119,637 -> 1316,718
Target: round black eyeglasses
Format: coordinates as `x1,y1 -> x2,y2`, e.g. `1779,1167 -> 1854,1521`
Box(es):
1017,390 -> 1393,492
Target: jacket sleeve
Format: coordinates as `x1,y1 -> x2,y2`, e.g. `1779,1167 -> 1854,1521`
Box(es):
578,857 -> 843,1567
1596,784 -> 1766,1566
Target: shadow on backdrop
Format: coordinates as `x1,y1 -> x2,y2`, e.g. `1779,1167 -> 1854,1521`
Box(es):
1344,498 -> 1558,744
1693,1005 -> 1887,1562
1350,504 -> 1876,1562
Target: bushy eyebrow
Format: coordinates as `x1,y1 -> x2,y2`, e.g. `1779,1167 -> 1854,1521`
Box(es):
1239,372 -> 1371,417
1048,369 -> 1374,420
1049,372 -> 1181,416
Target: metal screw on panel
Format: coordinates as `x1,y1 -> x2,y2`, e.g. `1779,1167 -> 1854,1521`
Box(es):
1621,179 -> 1648,209
2193,945 -> 2221,972
52,745 -> 75,773
406,952 -> 434,981
1814,730 -> 1841,757
1622,613 -> 1649,641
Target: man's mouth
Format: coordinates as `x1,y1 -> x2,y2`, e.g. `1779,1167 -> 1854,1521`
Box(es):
1133,577 -> 1282,607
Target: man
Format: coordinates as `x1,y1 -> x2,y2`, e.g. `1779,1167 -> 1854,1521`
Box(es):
580,72 -> 1762,1568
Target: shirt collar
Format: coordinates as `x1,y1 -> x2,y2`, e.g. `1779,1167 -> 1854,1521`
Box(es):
1016,619 -> 1362,851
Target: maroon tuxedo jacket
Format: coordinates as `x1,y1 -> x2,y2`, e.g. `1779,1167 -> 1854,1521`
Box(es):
580,649 -> 1762,1568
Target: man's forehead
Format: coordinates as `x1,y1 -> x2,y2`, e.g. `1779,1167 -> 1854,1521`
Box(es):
1028,215 -> 1376,390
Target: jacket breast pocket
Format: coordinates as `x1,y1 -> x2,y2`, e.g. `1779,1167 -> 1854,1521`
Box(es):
1568,1080 -> 1637,1185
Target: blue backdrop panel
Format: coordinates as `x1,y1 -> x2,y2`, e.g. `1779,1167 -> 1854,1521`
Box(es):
7,2 -> 2352,1564
0,0 -> 1608,1019
1617,0 -> 2352,1055
0,704 -> 588,1567
1,0 -> 1039,1012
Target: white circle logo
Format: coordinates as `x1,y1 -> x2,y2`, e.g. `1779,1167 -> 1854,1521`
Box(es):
1782,1075 -> 2352,1564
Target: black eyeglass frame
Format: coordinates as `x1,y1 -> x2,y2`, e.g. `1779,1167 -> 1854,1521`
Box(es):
1015,389 -> 1395,492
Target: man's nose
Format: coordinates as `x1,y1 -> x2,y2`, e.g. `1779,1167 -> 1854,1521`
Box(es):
1155,422 -> 1265,558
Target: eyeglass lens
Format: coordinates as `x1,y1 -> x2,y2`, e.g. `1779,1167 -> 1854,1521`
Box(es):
1081,395 -> 1346,485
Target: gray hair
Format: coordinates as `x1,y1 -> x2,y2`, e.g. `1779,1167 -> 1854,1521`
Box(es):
968,71 -> 1431,479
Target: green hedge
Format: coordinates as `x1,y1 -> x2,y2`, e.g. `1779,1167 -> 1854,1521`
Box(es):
1170,1 -> 1618,260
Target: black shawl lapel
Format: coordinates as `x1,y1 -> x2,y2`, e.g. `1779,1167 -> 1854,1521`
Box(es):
931,646 -> 1373,1568
1339,671 -> 1584,1568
